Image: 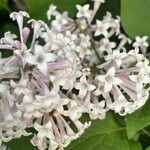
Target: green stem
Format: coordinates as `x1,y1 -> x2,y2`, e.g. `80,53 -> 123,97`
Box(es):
142,129 -> 150,137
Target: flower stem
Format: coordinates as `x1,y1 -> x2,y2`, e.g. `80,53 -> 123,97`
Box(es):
142,129 -> 150,137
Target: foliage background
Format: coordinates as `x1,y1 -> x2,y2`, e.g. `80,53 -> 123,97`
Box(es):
0,0 -> 150,149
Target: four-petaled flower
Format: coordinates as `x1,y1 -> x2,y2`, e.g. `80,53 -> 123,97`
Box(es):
99,38 -> 116,54
105,49 -> 127,67
96,67 -> 122,92
94,20 -> 109,37
34,121 -> 55,139
26,44 -> 57,74
133,36 -> 148,48
76,4 -> 91,18
75,76 -> 96,98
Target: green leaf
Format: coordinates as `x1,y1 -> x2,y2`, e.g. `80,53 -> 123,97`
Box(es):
96,0 -> 120,18
6,136 -> 35,150
66,112 -> 129,150
126,100 -> 150,139
146,146 -> 150,150
121,0 -> 150,42
139,133 -> 150,150
26,0 -> 87,22
0,0 -> 10,11
128,141 -> 142,150
0,23 -> 18,37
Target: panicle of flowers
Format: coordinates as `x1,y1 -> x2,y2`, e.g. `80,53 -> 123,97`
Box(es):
0,0 -> 150,149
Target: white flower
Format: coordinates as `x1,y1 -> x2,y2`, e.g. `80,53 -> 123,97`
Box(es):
92,0 -> 105,2
75,76 -> 96,98
26,44 -> 57,74
34,90 -> 65,113
10,79 -> 31,95
0,31 -> 17,45
133,36 -> 148,48
105,49 -> 127,67
129,73 -> 150,85
76,34 -> 91,59
93,82 -> 105,96
96,67 -> 122,92
31,135 -> 47,150
129,61 -> 150,89
51,68 -> 77,91
52,15 -> 68,31
117,34 -> 132,50
34,121 -> 55,139
76,4 -> 91,18
10,11 -> 30,43
108,100 -> 132,116
128,48 -> 144,61
14,43 -> 31,65
21,95 -> 42,118
0,65 -> 13,77
79,34 -> 91,48
99,38 -> 116,54
94,20 -> 109,37
136,58 -> 150,74
88,101 -> 106,119
28,19 -> 47,50
73,119 -> 91,135
48,140 -> 60,150
0,83 -> 9,93
66,100 -> 83,120
35,95 -> 53,110
10,11 -> 30,21
47,4 -> 57,20
79,19 -> 88,30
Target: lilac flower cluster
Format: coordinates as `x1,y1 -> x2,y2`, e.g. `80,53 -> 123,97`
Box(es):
0,0 -> 150,149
